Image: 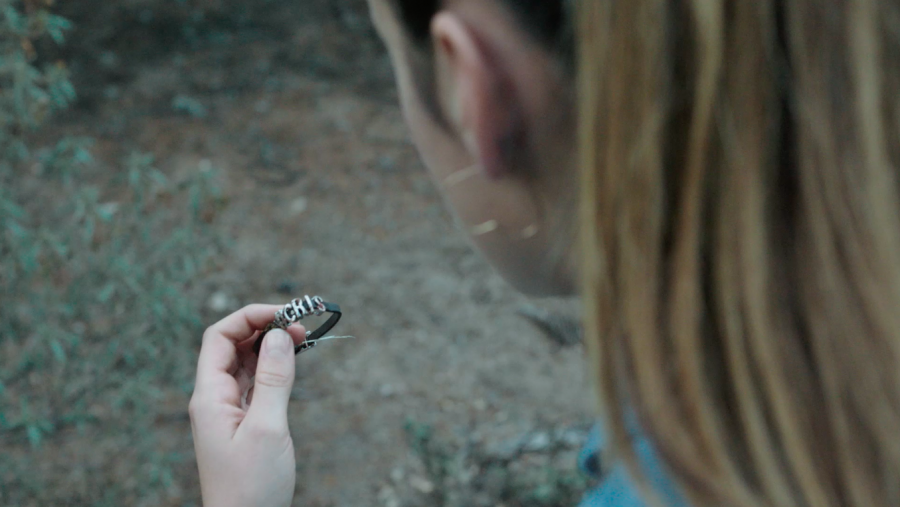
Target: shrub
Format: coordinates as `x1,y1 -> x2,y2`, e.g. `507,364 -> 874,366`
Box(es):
0,1 -> 222,504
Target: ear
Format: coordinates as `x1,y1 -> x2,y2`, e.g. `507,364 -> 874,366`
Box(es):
431,12 -> 519,180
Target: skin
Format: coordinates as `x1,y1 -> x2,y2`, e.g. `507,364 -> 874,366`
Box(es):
190,1 -> 578,505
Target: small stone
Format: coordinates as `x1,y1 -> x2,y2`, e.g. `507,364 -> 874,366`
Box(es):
377,485 -> 400,507
97,202 -> 120,219
380,384 -> 395,398
409,475 -> 435,494
290,197 -> 308,216
390,467 -> 405,483
522,432 -> 551,453
457,465 -> 478,485
559,429 -> 586,448
472,398 -> 488,412
484,437 -> 521,461
207,291 -> 236,313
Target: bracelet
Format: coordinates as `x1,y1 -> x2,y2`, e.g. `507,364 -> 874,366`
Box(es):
252,295 -> 343,356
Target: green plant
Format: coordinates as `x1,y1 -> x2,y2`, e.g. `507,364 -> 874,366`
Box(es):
403,420 -> 591,507
0,2 -> 223,504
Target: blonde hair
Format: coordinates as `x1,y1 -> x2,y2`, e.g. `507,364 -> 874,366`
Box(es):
578,1 -> 900,506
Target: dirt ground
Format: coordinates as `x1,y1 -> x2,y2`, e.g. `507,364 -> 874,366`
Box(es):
32,2 -> 596,505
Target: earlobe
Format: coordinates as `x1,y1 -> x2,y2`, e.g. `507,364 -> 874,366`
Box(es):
431,12 -> 519,180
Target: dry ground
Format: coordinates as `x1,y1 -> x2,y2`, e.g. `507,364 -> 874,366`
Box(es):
11,2 -> 597,505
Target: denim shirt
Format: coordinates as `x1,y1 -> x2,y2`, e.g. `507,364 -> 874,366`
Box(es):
577,423 -> 688,507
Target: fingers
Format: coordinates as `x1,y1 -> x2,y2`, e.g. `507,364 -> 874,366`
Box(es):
196,305 -> 287,383
243,330 -> 295,434
194,305 -> 284,408
207,304 -> 285,344
235,325 -> 307,355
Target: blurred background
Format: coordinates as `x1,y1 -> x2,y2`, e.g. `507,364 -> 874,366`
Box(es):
0,1 -> 594,505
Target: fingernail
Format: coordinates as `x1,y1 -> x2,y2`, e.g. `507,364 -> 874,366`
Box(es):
265,330 -> 292,356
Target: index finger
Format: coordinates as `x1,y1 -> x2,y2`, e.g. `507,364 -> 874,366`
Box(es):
195,304 -> 282,389
207,304 -> 284,344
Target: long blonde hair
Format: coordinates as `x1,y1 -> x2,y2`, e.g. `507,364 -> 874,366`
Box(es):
578,1 -> 900,506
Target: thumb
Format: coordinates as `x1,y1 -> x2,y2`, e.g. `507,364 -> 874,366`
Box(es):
246,330 -> 295,427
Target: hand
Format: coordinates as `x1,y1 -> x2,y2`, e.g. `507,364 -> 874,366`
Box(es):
189,305 -> 307,507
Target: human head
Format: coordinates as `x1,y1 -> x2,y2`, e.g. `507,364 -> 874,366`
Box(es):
369,1 -> 900,506
368,0 -> 577,296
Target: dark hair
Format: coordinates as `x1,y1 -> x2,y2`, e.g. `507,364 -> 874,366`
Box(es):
386,0 -> 571,129
390,0 -> 570,58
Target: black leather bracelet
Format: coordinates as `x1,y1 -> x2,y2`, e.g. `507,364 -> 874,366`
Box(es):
253,299 -> 343,356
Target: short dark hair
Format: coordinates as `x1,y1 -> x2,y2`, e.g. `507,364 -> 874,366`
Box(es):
390,0 -> 570,56
386,0 -> 572,127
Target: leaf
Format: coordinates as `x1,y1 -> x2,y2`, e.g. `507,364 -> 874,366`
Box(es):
26,424 -> 42,448
45,233 -> 69,257
82,216 -> 94,242
4,6 -> 24,33
171,95 -> 208,118
0,198 -> 26,219
96,202 -> 118,222
44,15 -> 73,44
97,283 -> 116,303
6,219 -> 28,239
49,339 -> 66,364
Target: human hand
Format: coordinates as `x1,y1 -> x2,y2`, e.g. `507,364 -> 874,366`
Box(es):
189,305 -> 307,507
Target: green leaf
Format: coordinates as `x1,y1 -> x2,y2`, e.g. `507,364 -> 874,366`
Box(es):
4,6 -> 25,33
26,424 -> 42,448
44,15 -> 73,44
171,95 -> 208,118
82,216 -> 95,242
6,219 -> 28,239
49,339 -> 66,364
0,198 -> 26,219
45,234 -> 69,257
97,283 -> 116,303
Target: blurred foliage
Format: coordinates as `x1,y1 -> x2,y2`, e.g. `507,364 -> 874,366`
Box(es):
0,1 -> 222,504
50,0 -> 386,105
404,420 -> 591,507
0,1 -> 584,505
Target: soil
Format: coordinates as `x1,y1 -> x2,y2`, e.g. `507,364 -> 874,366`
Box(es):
27,2 -> 595,505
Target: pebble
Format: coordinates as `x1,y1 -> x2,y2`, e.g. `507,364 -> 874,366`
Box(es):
377,485 -> 400,507
390,467 -> 405,483
522,432 -> 551,453
558,428 -> 587,448
207,291 -> 236,313
290,197 -> 308,216
409,475 -> 435,494
483,437 -> 521,461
